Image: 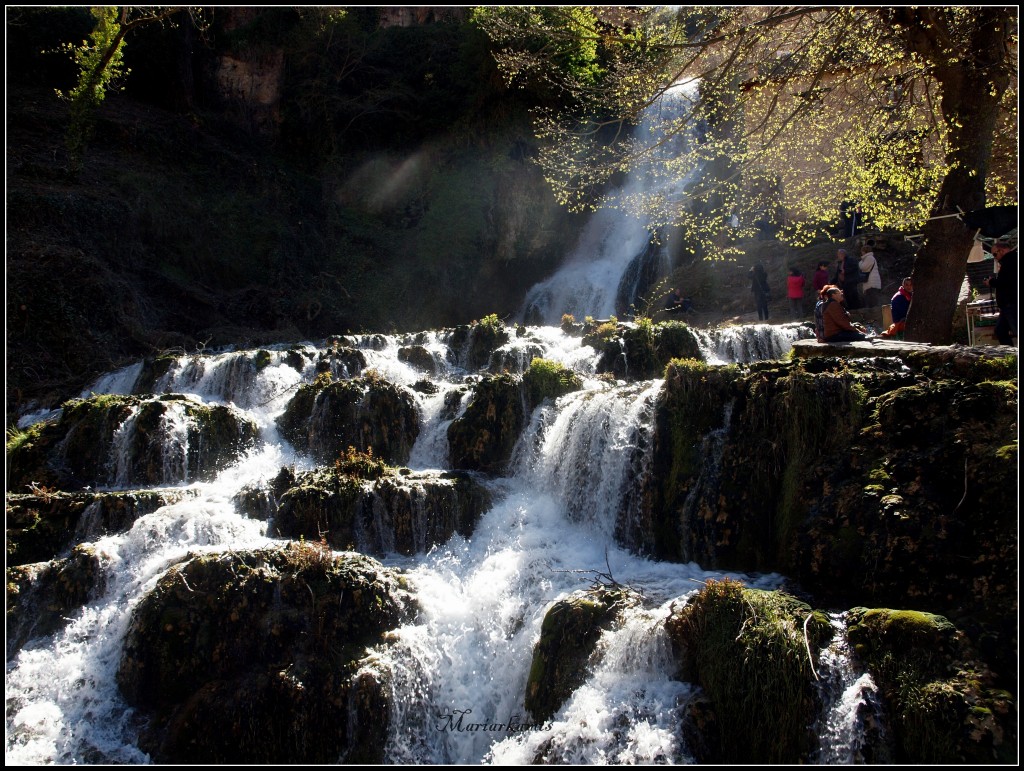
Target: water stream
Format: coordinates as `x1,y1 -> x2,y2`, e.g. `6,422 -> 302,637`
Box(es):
5,322 -> 871,765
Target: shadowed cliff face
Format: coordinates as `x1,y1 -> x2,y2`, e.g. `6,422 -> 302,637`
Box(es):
6,80 -> 581,419
5,6 -> 584,420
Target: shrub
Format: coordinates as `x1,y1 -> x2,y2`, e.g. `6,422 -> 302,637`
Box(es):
523,357 -> 583,408
334,445 -> 389,480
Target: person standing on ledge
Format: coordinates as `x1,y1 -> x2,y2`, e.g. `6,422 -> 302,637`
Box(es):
812,260 -> 830,295
830,248 -> 862,310
985,238 -> 1018,346
859,243 -> 882,308
750,262 -> 771,321
787,266 -> 806,320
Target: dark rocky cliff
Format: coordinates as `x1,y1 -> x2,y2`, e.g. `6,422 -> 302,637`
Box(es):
6,7 -> 582,420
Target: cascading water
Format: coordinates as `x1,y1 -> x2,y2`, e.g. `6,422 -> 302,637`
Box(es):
813,614 -> 892,764
519,85 -> 699,324
7,323 -> 820,764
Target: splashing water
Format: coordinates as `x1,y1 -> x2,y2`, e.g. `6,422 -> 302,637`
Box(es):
813,613 -> 891,764
7,322 -> 812,764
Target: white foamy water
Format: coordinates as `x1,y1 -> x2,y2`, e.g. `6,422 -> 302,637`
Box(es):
519,89 -> 700,325
7,322 -> 818,764
813,613 -> 889,764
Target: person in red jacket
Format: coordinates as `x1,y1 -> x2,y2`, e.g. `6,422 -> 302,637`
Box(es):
787,266 -> 806,320
812,261 -> 830,294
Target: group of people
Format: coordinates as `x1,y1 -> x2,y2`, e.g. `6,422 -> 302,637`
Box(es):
827,243 -> 882,311
813,275 -> 913,343
750,240 -> 883,324
670,234 -> 1016,347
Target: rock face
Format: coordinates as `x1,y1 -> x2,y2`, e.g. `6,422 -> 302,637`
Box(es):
272,465 -> 491,555
660,580 -> 1017,764
446,374 -> 526,474
645,352 -> 1017,688
116,544 -> 417,764
846,607 -> 1016,764
6,544 -> 105,656
6,394 -> 260,490
5,489 -> 197,566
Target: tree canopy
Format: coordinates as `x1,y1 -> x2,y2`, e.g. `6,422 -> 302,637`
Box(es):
475,6 -> 1018,342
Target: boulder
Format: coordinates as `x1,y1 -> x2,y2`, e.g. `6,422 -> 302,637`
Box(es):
117,544 -> 417,764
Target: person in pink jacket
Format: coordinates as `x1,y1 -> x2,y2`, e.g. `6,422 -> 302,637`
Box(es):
787,266 -> 806,320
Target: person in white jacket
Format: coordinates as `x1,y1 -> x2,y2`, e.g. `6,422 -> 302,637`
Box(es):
859,244 -> 882,307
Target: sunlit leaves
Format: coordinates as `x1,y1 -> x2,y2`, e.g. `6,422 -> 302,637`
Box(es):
474,5 -> 1017,254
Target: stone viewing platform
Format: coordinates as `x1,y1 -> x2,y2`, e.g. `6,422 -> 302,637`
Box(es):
791,338 -> 1018,361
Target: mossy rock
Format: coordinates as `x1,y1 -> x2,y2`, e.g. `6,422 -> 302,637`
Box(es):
6,544 -> 104,655
6,489 -> 197,566
446,373 -> 525,474
397,344 -> 438,375
522,357 -> 583,410
280,375 -> 420,465
117,545 -> 417,764
846,607 -> 1017,764
525,586 -> 638,723
465,315 -> 510,371
7,394 -> 259,490
583,320 -> 704,381
314,345 -> 367,378
272,466 -> 490,555
272,467 -> 364,551
665,578 -> 832,763
276,374 -> 332,448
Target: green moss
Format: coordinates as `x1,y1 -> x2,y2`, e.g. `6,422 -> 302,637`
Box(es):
846,607 -> 1016,763
254,349 -> 272,370
526,587 -> 632,722
522,357 -> 583,409
666,578 -> 830,763
994,442 -> 1017,462
5,421 -> 47,455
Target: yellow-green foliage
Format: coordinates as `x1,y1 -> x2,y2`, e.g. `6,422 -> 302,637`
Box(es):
334,445 -> 389,480
523,357 -> 583,408
6,423 -> 44,455
477,313 -> 504,335
667,578 -> 829,763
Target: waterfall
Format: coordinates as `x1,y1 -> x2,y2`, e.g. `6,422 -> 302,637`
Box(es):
693,322 -> 812,364
813,614 -> 892,764
519,86 -> 699,325
485,603 -> 698,764
7,322 -> 834,764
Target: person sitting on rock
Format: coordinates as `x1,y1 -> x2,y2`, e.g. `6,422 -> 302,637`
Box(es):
822,286 -> 869,343
813,284 -> 837,342
664,287 -> 694,313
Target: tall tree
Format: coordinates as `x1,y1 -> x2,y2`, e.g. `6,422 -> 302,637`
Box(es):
56,6 -> 192,167
475,6 -> 1017,343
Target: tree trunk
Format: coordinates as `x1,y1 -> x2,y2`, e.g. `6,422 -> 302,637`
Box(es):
899,7 -> 1013,344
